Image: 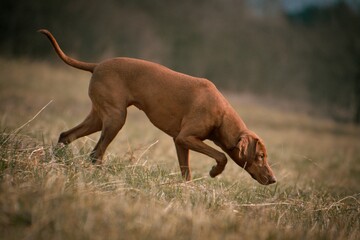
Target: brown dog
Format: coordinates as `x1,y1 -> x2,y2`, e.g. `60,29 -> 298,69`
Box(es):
39,29 -> 276,185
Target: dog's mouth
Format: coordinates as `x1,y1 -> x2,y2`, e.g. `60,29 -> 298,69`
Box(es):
249,172 -> 276,185
249,172 -> 256,180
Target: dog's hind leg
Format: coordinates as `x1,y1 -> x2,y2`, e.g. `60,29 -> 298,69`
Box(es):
90,107 -> 127,164
58,108 -> 102,145
174,139 -> 191,181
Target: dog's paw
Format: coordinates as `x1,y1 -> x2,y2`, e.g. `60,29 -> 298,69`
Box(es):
89,151 -> 103,165
209,163 -> 226,178
51,143 -> 73,163
209,165 -> 220,178
53,143 -> 67,157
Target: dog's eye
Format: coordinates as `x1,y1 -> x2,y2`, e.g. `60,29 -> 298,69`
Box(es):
258,154 -> 264,161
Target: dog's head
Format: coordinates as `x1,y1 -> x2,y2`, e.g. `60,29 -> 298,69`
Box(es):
230,131 -> 276,185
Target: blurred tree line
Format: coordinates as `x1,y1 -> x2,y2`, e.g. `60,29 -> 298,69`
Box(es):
1,0 -> 359,123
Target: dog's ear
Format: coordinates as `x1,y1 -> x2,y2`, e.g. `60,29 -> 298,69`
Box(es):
237,135 -> 249,159
238,134 -> 261,160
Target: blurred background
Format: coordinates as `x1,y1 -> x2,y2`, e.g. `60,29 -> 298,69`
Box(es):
1,0 -> 360,124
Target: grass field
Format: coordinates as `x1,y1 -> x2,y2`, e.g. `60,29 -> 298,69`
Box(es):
0,58 -> 359,239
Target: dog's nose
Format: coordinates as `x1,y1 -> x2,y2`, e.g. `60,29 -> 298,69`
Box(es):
268,175 -> 277,184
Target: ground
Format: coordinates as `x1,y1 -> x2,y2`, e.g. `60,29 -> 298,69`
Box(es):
0,58 -> 359,239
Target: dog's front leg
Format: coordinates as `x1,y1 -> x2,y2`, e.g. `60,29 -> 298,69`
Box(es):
175,135 -> 227,178
174,139 -> 191,181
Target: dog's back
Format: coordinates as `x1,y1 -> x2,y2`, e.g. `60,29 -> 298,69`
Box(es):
90,57 -> 228,137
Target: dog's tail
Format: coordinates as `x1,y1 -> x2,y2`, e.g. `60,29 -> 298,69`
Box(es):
38,29 -> 97,73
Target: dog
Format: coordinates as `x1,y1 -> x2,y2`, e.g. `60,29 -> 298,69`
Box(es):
39,29 -> 276,185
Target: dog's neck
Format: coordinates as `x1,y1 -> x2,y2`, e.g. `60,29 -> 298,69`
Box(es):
210,108 -> 248,152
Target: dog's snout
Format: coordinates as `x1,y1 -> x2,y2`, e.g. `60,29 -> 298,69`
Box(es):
268,175 -> 277,184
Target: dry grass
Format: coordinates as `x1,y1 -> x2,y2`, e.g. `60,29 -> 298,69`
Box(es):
0,58 -> 359,240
